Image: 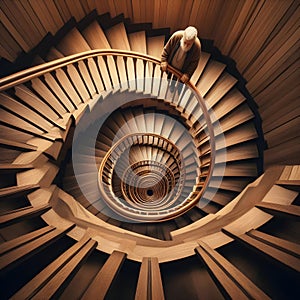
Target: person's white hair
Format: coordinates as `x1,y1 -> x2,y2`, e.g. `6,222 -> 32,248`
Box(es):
183,26 -> 197,41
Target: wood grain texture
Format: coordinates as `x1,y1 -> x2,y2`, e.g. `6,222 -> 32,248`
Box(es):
135,257 -> 165,300
223,227 -> 300,272
196,241 -> 270,299
82,250 -> 127,300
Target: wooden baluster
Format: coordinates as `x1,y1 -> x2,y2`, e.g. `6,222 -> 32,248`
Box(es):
0,226 -> 54,256
113,55 -> 122,88
50,70 -> 78,110
30,237 -> 97,299
123,56 -> 130,84
62,65 -> 85,103
0,204 -> 51,229
92,56 -> 107,91
0,224 -> 74,273
135,257 -> 165,300
11,236 -> 96,299
222,228 -> 300,272
102,55 -> 114,89
84,58 -> 99,94
81,250 -> 127,300
195,241 -> 270,299
143,58 -> 147,92
39,74 -> 71,114
23,81 -> 63,122
247,229 -> 300,258
0,184 -> 39,199
256,202 -> 300,220
73,61 -> 93,100
150,62 -> 156,94
133,57 -> 138,89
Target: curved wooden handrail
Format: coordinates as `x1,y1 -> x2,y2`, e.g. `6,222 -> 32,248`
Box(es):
0,50 -> 159,90
0,49 -> 215,219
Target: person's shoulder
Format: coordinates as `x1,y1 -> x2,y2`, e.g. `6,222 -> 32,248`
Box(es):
194,37 -> 201,49
170,30 -> 184,39
195,37 -> 201,47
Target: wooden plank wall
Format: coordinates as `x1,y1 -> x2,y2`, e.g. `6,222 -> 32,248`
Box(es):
0,0 -> 299,168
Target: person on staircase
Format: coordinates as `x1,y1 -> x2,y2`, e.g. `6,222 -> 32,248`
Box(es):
160,26 -> 201,92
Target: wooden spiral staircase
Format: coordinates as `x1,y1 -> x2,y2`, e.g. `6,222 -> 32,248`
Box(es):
0,11 -> 299,300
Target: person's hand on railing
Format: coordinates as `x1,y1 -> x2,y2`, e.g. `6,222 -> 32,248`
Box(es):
160,61 -> 168,72
180,74 -> 189,83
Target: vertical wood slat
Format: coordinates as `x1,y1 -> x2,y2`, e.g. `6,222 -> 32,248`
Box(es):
107,0 -> 118,18
94,0 -> 110,15
165,0 -> 182,33
135,257 -> 165,300
11,236 -> 96,300
216,0 -> 256,55
114,0 -> 128,18
222,228 -> 300,272
43,0 -> 65,30
264,139 -> 300,168
264,117 -> 300,149
28,0 -> 60,35
247,36 -> 299,94
0,224 -> 75,272
0,40 -> 16,62
231,0 -> 293,73
53,0 -> 73,22
260,88 -> 299,134
1,0 -> 42,47
132,0 -> 142,23
195,241 -> 270,300
244,2 -> 300,81
0,21 -> 23,61
0,7 -> 31,52
81,250 -> 127,300
256,61 -> 298,108
79,0 -> 92,15
18,0 -> 47,37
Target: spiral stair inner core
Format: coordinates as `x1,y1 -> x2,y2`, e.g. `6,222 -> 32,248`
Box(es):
0,9 -> 299,300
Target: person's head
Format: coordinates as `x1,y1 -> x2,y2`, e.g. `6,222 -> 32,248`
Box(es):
181,26 -> 197,51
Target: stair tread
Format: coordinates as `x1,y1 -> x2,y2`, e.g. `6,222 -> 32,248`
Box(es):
197,60 -> 226,97
56,27 -> 91,56
147,36 -> 165,58
105,22 -> 131,50
128,31 -> 147,54
81,20 -> 111,49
